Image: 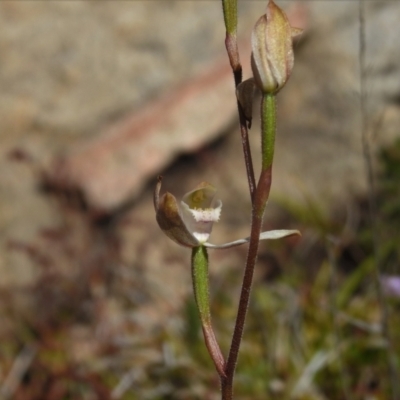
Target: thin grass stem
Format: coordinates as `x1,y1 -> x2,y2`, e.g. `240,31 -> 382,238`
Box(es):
326,239 -> 352,400
358,2 -> 399,398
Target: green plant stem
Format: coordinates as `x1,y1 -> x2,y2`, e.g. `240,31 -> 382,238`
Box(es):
222,0 -> 239,72
191,246 -> 226,378
222,0 -> 237,37
261,94 -> 276,171
221,93 -> 276,400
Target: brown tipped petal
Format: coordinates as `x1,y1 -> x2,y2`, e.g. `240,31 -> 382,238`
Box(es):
156,192 -> 200,248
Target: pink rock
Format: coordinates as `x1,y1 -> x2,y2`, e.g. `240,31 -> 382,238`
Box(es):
47,43 -> 252,212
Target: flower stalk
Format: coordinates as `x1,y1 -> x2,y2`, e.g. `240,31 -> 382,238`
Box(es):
261,94 -> 276,171
191,246 -> 226,378
222,92 -> 276,400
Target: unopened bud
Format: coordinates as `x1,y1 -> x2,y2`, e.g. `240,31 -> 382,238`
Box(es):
251,0 -> 302,94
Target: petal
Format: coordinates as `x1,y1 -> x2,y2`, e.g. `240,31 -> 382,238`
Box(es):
154,178 -> 199,248
204,229 -> 300,249
259,229 -> 301,240
182,182 -> 218,210
183,201 -> 222,223
181,182 -> 222,244
181,199 -> 222,243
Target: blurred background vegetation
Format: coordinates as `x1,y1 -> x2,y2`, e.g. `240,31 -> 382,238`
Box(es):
0,1 -> 400,399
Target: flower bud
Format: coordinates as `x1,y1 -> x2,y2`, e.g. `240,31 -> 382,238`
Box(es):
251,0 -> 302,94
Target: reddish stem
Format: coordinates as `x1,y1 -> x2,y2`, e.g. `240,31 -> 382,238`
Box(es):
202,325 -> 227,378
221,168 -> 272,399
224,34 -> 256,202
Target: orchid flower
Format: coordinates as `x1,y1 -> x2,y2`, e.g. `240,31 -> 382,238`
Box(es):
154,177 -> 300,249
154,176 -> 300,377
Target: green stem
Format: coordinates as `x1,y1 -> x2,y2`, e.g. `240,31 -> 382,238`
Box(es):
222,0 -> 237,36
222,0 -> 240,72
261,93 -> 276,171
191,246 -> 226,378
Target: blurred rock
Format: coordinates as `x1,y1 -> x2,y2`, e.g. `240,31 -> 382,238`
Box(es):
45,55 -> 242,211
272,1 -> 400,206
0,0 -> 258,285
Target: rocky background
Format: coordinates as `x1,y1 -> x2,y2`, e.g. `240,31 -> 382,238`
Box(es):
2,0 -> 400,278
0,1 -> 400,397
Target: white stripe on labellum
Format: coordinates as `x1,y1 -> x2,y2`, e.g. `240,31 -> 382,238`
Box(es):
188,201 -> 222,222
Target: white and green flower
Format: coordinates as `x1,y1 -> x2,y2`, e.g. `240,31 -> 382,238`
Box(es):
154,177 -> 300,248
